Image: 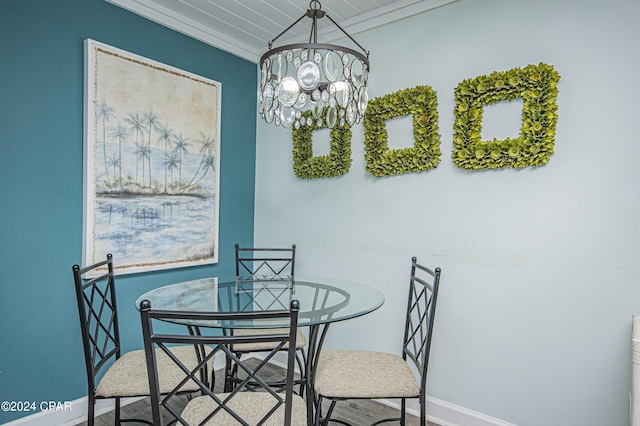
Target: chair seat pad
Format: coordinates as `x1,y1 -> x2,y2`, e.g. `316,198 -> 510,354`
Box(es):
231,327 -> 307,351
314,349 -> 420,399
96,345 -> 209,397
181,392 -> 307,425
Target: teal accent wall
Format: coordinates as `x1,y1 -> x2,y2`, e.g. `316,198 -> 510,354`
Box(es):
0,0 -> 256,422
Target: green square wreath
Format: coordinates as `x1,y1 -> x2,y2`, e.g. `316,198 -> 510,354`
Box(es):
452,62 -> 560,170
364,85 -> 441,177
292,109 -> 353,179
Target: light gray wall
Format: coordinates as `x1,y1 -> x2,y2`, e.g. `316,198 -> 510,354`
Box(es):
254,0 -> 640,425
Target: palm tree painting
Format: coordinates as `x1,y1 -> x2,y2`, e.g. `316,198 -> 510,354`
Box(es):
83,39 -> 221,274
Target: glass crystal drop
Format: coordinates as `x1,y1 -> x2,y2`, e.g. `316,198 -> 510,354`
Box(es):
293,92 -> 308,110
277,77 -> 300,107
272,54 -> 287,80
358,87 -> 369,115
346,102 -> 356,124
260,61 -> 268,86
280,106 -> 295,128
351,59 -> 364,88
312,102 -> 323,118
264,108 -> 274,124
297,61 -> 320,91
330,81 -> 349,108
262,83 -> 275,111
326,107 -> 337,128
337,85 -> 350,108
323,51 -> 342,82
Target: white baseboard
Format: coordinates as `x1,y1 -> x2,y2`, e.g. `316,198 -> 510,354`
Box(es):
377,396 -> 517,426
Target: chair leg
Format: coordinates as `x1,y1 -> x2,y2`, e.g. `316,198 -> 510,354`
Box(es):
115,397 -> 121,426
87,392 -> 95,426
321,398 -> 340,426
420,393 -> 426,426
400,398 -> 406,425
295,350 -> 306,396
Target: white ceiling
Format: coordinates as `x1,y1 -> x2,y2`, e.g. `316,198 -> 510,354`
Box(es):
106,0 -> 458,62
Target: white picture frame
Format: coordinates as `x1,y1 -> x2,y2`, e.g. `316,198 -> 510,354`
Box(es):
83,39 -> 221,275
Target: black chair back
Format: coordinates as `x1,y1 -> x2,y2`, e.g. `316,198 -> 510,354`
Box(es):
235,243 -> 296,294
72,254 -> 121,400
403,256 -> 441,390
235,243 -> 296,277
139,299 -> 302,425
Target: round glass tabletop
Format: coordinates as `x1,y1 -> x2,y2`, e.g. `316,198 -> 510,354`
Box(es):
136,275 -> 384,329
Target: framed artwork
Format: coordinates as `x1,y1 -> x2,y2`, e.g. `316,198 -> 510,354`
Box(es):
83,39 -> 221,275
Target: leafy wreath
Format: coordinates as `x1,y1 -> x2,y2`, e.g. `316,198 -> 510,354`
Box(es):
452,62 -> 560,170
292,109 -> 353,179
363,85 -> 441,177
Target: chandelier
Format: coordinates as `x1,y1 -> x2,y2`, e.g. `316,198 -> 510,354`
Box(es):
259,0 -> 370,129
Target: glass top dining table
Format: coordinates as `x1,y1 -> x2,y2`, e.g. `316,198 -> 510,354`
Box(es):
135,275 -> 384,329
135,275 -> 384,425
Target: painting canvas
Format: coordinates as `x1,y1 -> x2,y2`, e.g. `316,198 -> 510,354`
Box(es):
83,39 -> 221,275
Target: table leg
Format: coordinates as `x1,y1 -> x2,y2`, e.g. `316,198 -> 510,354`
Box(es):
306,323 -> 332,425
223,354 -> 234,392
187,325 -> 213,390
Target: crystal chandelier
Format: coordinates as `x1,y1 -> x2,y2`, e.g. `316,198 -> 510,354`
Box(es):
259,0 -> 370,129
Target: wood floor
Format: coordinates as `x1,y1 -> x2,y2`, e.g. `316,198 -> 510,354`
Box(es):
78,359 -> 439,426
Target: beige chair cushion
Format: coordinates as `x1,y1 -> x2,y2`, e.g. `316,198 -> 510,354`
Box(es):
96,345 -> 211,397
230,327 -> 307,352
314,349 -> 420,399
181,392 -> 307,425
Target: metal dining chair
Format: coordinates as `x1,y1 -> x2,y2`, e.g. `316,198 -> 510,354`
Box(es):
73,254 -> 207,425
139,298 -> 307,425
225,244 -> 307,395
313,257 -> 441,426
